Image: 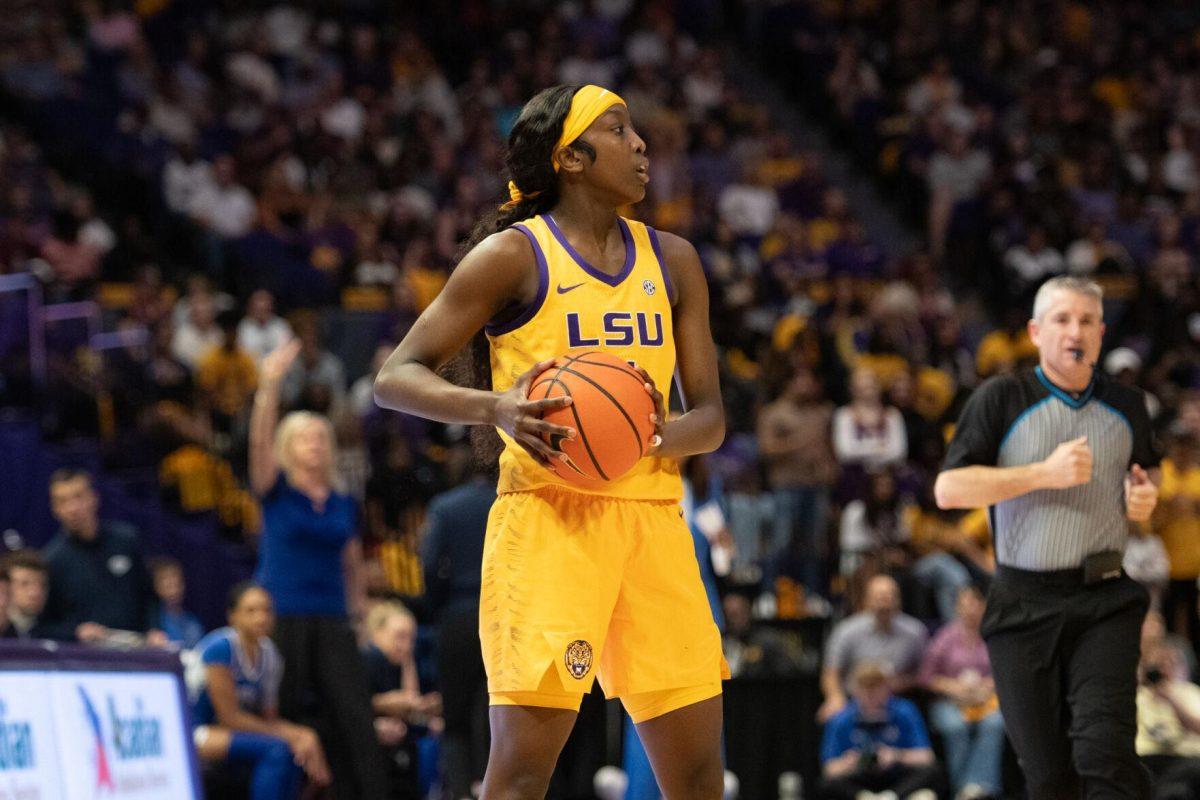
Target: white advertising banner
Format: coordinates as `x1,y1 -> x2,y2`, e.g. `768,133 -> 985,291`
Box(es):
0,667 -> 198,800
49,672 -> 196,800
0,672 -> 64,800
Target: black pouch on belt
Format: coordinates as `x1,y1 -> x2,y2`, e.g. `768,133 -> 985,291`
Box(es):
1082,550 -> 1123,585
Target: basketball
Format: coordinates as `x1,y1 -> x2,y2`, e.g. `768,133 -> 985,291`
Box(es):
528,351 -> 656,485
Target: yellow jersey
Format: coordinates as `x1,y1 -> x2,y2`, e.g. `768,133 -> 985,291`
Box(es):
487,213 -> 682,500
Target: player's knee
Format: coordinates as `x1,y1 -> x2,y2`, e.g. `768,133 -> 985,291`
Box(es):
664,756 -> 724,800
490,771 -> 554,800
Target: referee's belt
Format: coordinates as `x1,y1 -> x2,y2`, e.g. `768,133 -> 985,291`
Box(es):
996,551 -> 1124,589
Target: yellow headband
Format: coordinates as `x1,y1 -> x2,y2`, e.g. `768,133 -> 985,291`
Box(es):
503,85 -> 626,209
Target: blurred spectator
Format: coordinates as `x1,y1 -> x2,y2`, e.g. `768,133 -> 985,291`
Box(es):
1065,220 -> 1129,277
172,275 -> 235,329
902,510 -> 974,624
188,154 -> 256,240
163,141 -> 213,216
818,575 -> 928,722
721,590 -> 792,678
367,435 -> 442,563
1136,641 -> 1200,799
1003,226 -> 1064,303
757,367 -> 838,594
5,549 -> 47,639
840,472 -> 973,625
192,582 -> 330,798
1154,430 -> 1200,653
681,455 -> 732,620
332,410 -> 370,504
41,209 -> 102,293
248,341 -> 386,797
280,312 -> 346,412
833,366 -> 907,470
40,469 -> 166,646
1142,610 -> 1197,683
197,310 -> 258,441
920,585 -> 1004,800
237,290 -> 292,365
362,602 -> 441,800
974,309 -> 1037,379
839,468 -> 908,581
349,344 -> 393,419
1124,525 -> 1170,609
147,322 -> 195,405
420,465 -> 495,800
820,661 -> 943,800
927,126 -> 991,260
717,162 -> 779,238
172,291 -> 224,371
150,556 -> 203,650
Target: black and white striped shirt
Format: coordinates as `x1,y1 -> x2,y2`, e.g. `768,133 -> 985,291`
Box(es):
942,367 -> 1158,571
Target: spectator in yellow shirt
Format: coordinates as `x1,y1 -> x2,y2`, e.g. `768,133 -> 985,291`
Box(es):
1152,430 -> 1200,652
975,308 -> 1038,378
197,311 -> 258,440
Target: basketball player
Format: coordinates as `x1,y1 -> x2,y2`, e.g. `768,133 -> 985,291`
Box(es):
374,85 -> 729,798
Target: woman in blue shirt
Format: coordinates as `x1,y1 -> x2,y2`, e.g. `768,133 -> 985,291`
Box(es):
249,339 -> 387,797
193,582 -> 329,799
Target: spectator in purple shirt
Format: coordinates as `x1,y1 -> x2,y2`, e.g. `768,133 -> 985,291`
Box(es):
919,585 -> 1004,800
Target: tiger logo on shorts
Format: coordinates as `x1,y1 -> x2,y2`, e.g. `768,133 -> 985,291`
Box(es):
564,640 -> 594,679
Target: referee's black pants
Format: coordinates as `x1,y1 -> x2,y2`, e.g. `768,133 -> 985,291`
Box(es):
982,566 -> 1151,799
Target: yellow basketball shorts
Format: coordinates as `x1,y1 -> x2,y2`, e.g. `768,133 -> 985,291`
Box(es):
480,486 -> 729,723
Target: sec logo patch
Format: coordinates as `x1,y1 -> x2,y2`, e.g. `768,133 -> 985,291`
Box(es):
564,640 -> 594,679
643,279 -> 656,296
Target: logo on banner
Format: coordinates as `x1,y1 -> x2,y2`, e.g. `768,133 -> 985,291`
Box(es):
79,686 -> 115,792
0,699 -> 34,771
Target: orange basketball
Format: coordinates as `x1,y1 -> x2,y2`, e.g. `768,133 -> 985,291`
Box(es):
528,351 -> 656,486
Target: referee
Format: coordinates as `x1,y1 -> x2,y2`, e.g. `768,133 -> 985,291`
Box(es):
935,276 -> 1160,799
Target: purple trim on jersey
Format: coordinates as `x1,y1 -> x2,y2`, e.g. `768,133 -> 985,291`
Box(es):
646,227 -> 676,304
486,223 -> 550,336
544,213 -> 635,287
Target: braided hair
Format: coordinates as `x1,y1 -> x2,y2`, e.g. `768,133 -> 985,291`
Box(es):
448,85 -> 594,463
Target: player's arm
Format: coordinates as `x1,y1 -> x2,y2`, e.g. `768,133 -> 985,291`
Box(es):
206,664 -> 296,739
651,231 -> 725,458
221,659 -> 328,785
373,229 -> 572,464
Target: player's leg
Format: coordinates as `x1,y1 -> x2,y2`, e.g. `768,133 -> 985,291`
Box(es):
605,501 -> 729,800
216,728 -> 304,800
630,693 -> 724,799
479,488 -> 626,798
480,703 -> 579,799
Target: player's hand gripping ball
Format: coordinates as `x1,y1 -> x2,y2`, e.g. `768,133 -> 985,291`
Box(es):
528,352 -> 657,485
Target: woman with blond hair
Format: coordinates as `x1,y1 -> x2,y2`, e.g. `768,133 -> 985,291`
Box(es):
249,339 -> 386,799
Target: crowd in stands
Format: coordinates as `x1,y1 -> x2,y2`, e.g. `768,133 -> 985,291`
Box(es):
0,0 -> 1199,798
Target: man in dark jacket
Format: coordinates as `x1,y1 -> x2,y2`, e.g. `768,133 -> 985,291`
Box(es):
40,469 -> 166,646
